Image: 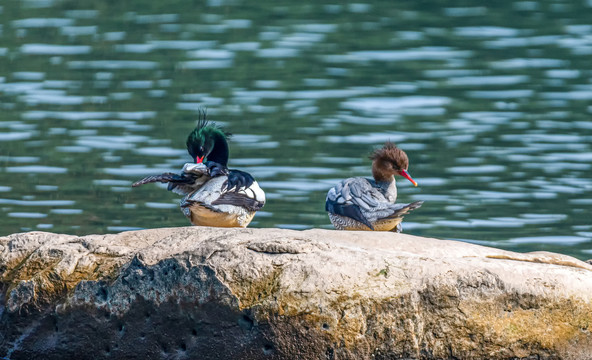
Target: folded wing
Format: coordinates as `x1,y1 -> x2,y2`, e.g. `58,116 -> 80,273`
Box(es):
326,177 -> 422,229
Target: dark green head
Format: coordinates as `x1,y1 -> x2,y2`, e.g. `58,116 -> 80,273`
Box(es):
186,111 -> 231,166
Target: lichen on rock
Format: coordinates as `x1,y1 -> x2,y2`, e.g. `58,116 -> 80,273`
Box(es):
1,227 -> 592,359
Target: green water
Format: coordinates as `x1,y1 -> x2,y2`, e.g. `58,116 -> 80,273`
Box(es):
1,0 -> 591,259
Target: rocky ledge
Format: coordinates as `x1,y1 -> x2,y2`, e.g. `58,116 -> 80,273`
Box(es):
1,227 -> 591,359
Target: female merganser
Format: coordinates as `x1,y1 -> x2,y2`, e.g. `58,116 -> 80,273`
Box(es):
132,114 -> 266,228
325,142 -> 423,232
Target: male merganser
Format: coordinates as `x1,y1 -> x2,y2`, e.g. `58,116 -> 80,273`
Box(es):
132,113 -> 266,228
325,142 -> 423,232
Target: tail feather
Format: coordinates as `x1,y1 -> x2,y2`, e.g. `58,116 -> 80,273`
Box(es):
386,201 -> 424,219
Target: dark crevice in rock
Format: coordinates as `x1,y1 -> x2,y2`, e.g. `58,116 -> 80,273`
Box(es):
1,284 -> 269,360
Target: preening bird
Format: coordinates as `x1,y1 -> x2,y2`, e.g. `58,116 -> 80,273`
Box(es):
132,113 -> 265,228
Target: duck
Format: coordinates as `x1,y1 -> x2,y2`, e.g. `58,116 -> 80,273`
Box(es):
132,113 -> 266,228
325,142 -> 423,232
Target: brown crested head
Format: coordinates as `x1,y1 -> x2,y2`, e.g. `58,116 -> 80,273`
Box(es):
370,141 -> 408,171
370,142 -> 417,186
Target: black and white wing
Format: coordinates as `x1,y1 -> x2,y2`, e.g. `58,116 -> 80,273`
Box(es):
181,169 -> 266,212
212,169 -> 266,211
132,163 -> 210,195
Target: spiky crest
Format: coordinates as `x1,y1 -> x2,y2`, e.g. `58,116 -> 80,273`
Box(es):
186,109 -> 231,166
370,142 -> 410,182
370,142 -> 409,170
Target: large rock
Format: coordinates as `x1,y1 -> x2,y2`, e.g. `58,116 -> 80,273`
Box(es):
1,227 -> 591,359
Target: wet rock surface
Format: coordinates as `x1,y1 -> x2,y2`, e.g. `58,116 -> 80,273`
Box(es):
1,227 -> 592,359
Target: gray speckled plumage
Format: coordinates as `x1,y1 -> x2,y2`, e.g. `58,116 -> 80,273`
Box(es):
326,177 -> 422,231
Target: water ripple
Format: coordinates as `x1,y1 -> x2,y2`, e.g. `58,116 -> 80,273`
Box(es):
0,199 -> 74,206
326,47 -> 473,63
68,60 -> 159,70
20,44 -> 91,55
1,0 -> 592,261
341,96 -> 451,114
12,18 -> 73,28
5,166 -> 68,174
0,132 -> 32,141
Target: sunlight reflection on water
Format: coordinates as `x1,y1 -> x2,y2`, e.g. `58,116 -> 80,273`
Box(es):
0,0 -> 591,260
